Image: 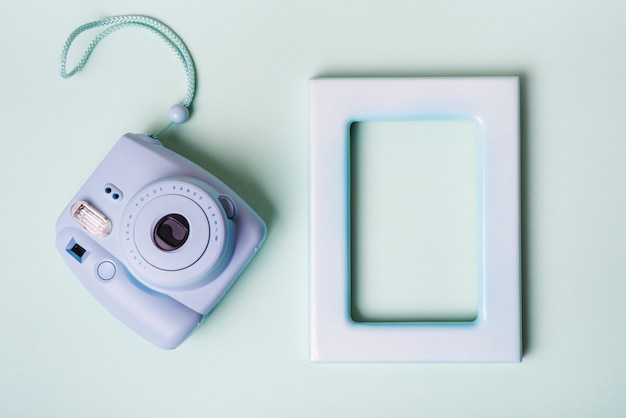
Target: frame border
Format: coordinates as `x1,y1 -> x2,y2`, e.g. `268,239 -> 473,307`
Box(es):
309,77 -> 520,362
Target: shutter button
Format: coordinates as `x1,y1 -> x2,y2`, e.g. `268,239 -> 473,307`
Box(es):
97,261 -> 116,280
218,195 -> 237,220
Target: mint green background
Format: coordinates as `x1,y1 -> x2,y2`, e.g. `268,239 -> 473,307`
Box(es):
1,0 -> 625,417
350,120 -> 480,322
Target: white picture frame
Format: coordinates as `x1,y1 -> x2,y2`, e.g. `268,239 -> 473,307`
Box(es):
309,77 -> 521,362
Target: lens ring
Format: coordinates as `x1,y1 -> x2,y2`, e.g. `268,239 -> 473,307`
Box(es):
131,194 -> 210,273
121,178 -> 232,288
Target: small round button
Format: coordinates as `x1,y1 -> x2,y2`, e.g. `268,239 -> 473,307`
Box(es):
97,261 -> 116,281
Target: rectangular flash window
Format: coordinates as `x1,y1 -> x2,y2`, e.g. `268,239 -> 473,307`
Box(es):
70,201 -> 112,238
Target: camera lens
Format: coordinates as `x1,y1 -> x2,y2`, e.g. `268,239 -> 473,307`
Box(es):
154,214 -> 190,251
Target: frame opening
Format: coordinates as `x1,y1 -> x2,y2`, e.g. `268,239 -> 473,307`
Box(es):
349,120 -> 481,323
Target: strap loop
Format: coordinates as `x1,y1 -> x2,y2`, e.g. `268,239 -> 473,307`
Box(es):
60,15 -> 196,126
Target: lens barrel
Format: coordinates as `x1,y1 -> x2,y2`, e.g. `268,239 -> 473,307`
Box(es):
154,214 -> 190,251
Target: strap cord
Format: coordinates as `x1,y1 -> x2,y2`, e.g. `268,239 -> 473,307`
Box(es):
59,15 -> 196,130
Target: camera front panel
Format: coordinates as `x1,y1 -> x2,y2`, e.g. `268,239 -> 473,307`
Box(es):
121,178 -> 235,289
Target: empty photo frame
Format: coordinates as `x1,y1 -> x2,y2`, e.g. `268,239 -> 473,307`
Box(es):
309,78 -> 520,362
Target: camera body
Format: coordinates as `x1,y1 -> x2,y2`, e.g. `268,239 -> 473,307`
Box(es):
55,133 -> 266,349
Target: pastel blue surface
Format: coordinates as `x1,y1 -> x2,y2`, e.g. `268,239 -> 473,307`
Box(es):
54,134 -> 266,349
1,0 -> 626,416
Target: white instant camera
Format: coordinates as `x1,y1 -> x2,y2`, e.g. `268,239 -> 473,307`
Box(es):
55,133 -> 266,349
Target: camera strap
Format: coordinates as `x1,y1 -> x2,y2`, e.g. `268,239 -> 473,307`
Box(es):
59,15 -> 197,136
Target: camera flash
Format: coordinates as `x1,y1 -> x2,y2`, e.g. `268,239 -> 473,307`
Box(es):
70,201 -> 112,238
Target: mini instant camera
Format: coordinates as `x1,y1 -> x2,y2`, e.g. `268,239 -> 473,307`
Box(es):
55,133 -> 266,348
